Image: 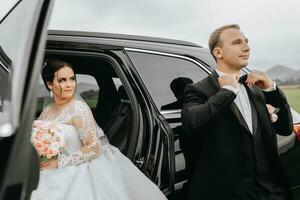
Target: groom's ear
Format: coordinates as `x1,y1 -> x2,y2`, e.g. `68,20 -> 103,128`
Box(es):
213,47 -> 222,59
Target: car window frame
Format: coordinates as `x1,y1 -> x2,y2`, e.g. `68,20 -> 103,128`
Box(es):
125,47 -> 211,115
44,47 -> 141,158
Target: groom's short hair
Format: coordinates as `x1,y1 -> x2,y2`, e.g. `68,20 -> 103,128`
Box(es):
208,24 -> 240,59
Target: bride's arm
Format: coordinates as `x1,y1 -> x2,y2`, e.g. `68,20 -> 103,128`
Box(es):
57,101 -> 101,168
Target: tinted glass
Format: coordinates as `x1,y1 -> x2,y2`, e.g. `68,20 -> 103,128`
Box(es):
127,51 -> 209,110
77,75 -> 99,108
0,0 -> 20,22
0,46 -> 11,137
0,0 -> 45,129
0,0 -> 39,69
0,63 -> 10,124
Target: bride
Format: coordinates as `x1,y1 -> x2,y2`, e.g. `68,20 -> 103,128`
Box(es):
30,60 -> 167,200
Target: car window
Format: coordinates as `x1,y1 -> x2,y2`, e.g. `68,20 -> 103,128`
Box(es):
127,51 -> 209,111
0,47 -> 12,137
0,0 -> 48,131
77,74 -> 99,109
0,62 -> 10,123
0,0 -> 20,22
0,0 -> 41,71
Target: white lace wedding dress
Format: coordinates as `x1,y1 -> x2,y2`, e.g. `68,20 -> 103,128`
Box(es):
30,99 -> 167,200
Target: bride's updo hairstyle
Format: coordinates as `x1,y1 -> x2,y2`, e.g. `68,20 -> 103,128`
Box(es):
41,60 -> 75,91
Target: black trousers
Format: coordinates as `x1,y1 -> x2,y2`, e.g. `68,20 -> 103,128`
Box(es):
233,185 -> 290,200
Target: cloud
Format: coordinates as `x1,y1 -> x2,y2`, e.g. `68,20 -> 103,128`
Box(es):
47,0 -> 300,71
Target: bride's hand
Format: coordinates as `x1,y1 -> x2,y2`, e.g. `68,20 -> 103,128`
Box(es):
40,158 -> 58,170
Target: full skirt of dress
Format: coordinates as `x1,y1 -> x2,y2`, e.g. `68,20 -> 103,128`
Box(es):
30,146 -> 167,200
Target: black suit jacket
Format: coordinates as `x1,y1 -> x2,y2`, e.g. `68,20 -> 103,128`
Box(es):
181,70 -> 293,200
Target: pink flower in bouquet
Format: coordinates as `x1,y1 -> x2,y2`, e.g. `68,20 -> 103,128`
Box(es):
266,104 -> 278,123
31,120 -> 66,161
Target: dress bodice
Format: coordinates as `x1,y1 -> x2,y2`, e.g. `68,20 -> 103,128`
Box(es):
36,99 -> 106,168
58,123 -> 82,153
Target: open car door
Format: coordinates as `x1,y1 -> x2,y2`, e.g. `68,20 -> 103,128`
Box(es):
0,0 -> 53,199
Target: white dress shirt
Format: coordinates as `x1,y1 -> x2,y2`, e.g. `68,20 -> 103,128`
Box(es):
216,69 -> 277,134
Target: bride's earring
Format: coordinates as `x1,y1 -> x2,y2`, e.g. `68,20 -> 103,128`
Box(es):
50,90 -> 53,98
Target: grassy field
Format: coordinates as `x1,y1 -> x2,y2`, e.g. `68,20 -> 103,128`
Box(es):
281,86 -> 300,113
84,99 -> 98,108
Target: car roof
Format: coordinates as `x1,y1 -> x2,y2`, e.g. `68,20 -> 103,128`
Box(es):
47,30 -> 216,69
48,30 -> 202,48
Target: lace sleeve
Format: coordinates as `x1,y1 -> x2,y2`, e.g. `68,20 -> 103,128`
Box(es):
57,101 -> 101,168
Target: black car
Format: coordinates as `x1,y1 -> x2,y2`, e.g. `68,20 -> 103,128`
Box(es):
1,0 -> 300,199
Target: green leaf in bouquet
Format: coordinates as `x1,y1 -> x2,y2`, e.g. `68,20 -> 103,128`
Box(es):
40,156 -> 49,163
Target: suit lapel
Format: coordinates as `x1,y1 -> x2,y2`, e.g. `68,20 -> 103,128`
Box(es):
209,71 -> 252,134
231,102 -> 252,134
247,85 -> 274,141
209,70 -> 221,91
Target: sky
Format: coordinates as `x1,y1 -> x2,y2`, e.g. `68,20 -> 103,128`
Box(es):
2,0 -> 300,71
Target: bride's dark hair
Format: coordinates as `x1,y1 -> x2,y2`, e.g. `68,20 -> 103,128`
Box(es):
41,59 -> 75,91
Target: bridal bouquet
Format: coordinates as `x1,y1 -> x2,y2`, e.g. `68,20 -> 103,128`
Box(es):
31,120 -> 66,162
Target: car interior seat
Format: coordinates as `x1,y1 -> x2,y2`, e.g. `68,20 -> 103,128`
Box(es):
103,85 -> 132,152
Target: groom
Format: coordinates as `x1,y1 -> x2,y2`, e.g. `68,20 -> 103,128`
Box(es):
181,24 -> 293,200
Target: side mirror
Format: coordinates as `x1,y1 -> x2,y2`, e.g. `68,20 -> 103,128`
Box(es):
294,123 -> 300,141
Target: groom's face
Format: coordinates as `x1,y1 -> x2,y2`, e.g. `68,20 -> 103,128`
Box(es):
215,28 -> 250,70
49,66 -> 76,100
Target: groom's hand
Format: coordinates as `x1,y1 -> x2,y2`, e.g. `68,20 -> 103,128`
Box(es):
218,74 -> 239,88
246,70 -> 274,89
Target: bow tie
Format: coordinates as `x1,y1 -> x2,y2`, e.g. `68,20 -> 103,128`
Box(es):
238,74 -> 248,84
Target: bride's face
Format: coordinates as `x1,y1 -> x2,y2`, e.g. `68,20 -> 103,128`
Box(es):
47,66 -> 76,101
